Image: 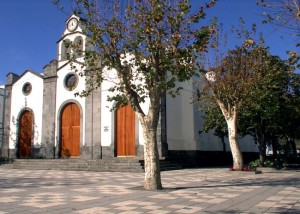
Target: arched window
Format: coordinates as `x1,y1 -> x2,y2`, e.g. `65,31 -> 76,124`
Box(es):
74,36 -> 83,58
61,39 -> 72,61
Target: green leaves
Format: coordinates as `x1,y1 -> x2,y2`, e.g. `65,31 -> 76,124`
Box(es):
69,0 -> 215,111
197,15 -> 299,149
200,30 -> 299,145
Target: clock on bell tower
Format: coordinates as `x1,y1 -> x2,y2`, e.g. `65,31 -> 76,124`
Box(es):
57,14 -> 89,65
67,17 -> 78,32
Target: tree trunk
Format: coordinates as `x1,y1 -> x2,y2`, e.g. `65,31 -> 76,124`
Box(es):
271,137 -> 278,160
215,99 -> 244,170
285,138 -> 297,160
226,116 -> 244,170
258,143 -> 265,165
256,132 -> 266,165
142,124 -> 162,190
290,139 -> 297,160
139,99 -> 162,190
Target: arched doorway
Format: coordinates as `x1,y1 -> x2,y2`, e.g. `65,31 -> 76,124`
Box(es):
18,110 -> 33,158
60,103 -> 80,158
116,104 -> 136,156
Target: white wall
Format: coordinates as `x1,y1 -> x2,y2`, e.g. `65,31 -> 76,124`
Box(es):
0,86 -> 5,129
100,67 -> 148,147
55,15 -> 87,147
0,86 -> 5,148
55,63 -> 86,146
166,80 -> 198,150
9,72 -> 44,149
166,78 -> 258,153
100,76 -> 116,147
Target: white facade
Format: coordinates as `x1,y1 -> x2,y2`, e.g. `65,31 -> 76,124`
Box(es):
166,79 -> 258,153
0,86 -> 5,148
55,14 -> 87,147
55,63 -> 86,146
1,14 -> 258,162
100,65 -> 149,147
9,71 -> 44,149
166,80 -> 198,150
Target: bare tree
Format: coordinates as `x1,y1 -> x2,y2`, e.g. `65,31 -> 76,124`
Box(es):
257,0 -> 300,36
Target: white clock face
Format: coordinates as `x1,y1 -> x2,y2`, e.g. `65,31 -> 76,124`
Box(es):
67,18 -> 78,32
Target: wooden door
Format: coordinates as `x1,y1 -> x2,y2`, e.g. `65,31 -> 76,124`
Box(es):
18,110 -> 32,158
116,104 -> 135,156
60,103 -> 80,157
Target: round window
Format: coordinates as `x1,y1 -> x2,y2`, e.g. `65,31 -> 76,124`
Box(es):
64,73 -> 78,91
22,82 -> 32,96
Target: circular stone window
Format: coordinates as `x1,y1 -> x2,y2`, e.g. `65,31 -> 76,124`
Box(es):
64,73 -> 78,91
22,82 -> 32,96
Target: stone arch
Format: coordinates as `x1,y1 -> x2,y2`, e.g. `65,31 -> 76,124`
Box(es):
61,39 -> 71,61
74,36 -> 83,58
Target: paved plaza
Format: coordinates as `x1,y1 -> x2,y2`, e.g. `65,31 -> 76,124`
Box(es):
0,168 -> 299,213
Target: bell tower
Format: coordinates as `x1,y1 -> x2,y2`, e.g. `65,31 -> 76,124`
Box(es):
57,14 -> 87,68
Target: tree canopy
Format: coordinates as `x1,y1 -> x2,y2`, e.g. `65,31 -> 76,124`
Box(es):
197,18 -> 295,170
199,25 -> 299,167
55,0 -> 216,190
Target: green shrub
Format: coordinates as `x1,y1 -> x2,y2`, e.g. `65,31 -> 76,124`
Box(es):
248,159 -> 261,170
263,160 -> 274,167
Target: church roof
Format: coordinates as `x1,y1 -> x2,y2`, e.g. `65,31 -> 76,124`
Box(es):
21,69 -> 44,79
10,69 -> 43,86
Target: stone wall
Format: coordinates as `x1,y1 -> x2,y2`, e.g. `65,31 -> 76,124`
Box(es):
40,60 -> 58,158
2,73 -> 19,158
84,86 -> 101,159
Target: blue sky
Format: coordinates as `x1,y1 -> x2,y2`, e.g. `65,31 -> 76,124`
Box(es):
0,0 -> 298,85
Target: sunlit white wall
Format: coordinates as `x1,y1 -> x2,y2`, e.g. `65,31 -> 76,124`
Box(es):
9,72 -> 44,149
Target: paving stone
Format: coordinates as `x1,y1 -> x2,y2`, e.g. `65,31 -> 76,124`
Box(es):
0,168 -> 299,213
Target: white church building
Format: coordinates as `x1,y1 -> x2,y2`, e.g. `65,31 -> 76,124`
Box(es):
0,15 -> 258,166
